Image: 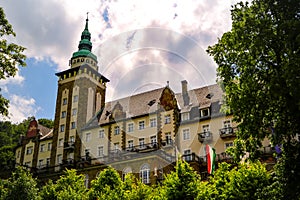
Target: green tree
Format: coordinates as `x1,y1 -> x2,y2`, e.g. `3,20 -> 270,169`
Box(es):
2,166 -> 40,200
40,169 -> 88,200
0,7 -> 26,116
161,159 -> 201,200
0,117 -> 32,172
38,118 -> 54,129
207,0 -> 300,198
89,167 -> 123,199
201,162 -> 271,200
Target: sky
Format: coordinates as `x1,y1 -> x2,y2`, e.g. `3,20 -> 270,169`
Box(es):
1,0 -> 244,123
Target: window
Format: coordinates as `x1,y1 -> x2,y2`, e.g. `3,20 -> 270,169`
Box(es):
165,115 -> 171,124
114,126 -> 120,135
26,146 -> 33,155
139,138 -> 145,148
139,121 -> 145,130
46,158 -> 50,166
71,121 -> 76,129
25,161 -> 31,167
57,154 -> 62,164
201,108 -> 210,117
203,125 -> 210,132
224,120 -> 231,128
181,112 -> 190,121
61,111 -> 66,118
38,159 -> 44,168
63,98 -> 67,105
114,143 -> 119,153
140,164 -> 150,184
223,120 -> 232,134
72,108 -> 77,116
225,142 -> 234,149
84,174 -> 89,188
183,149 -> 192,161
128,123 -> 134,132
73,95 -> 78,103
165,132 -> 172,145
70,136 -> 75,143
122,167 -> 132,181
86,133 -> 91,142
47,143 -> 52,151
150,136 -> 157,145
98,146 -> 104,157
99,130 -> 104,138
17,150 -> 20,158
128,140 -> 134,149
183,129 -> 190,140
40,144 -> 45,152
59,138 -> 64,147
60,124 -> 65,132
150,118 -> 157,127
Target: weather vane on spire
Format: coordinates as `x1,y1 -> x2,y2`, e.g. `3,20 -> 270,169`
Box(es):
86,12 -> 89,20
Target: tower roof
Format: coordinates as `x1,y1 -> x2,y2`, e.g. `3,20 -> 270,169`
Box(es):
72,15 -> 97,61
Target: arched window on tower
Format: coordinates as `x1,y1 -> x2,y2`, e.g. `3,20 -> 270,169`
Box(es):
140,164 -> 150,184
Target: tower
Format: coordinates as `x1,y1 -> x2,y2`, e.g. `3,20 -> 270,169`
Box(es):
50,16 -> 109,169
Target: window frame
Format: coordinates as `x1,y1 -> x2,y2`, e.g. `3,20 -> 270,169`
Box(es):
140,164 -> 150,184
183,128 -> 190,140
165,115 -> 171,124
99,129 -> 105,138
128,123 -> 134,132
139,121 -> 145,130
114,126 -> 120,135
150,118 -> 157,127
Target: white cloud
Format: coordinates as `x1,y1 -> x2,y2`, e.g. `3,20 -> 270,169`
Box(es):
1,0 -> 245,120
0,95 -> 40,123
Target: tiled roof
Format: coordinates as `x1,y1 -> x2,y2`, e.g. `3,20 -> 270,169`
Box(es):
176,84 -> 223,112
39,124 -> 53,140
99,87 -> 165,125
82,84 -> 224,130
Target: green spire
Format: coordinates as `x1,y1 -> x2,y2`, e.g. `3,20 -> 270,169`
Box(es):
71,14 -> 97,62
78,17 -> 92,51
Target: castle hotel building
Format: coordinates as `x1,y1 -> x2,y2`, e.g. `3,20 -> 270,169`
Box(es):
14,18 -> 273,185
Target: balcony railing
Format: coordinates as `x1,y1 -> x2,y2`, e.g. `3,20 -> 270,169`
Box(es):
161,139 -> 174,147
198,131 -> 212,143
219,127 -> 237,138
123,142 -> 159,153
181,153 -> 202,163
64,142 -> 75,150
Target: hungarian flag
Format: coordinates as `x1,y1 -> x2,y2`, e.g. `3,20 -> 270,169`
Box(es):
206,144 -> 216,174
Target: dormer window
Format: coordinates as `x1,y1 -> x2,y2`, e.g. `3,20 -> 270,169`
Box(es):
200,108 -> 210,117
181,112 -> 190,121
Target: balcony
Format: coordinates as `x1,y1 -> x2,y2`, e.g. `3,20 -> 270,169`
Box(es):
198,131 -> 212,143
181,153 -> 202,163
124,142 -> 159,153
64,142 -> 75,150
219,127 -> 236,138
161,139 -> 174,148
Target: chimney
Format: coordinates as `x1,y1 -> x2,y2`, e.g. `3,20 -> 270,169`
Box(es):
181,80 -> 190,106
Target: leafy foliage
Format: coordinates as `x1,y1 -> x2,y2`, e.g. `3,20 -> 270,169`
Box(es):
207,0 -> 300,159
2,166 -> 40,200
38,118 -> 54,129
40,169 -> 88,200
161,159 -> 201,200
207,1 -> 300,198
89,166 -> 123,199
0,7 -> 26,116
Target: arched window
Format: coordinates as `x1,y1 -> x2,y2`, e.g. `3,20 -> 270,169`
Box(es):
122,167 -> 132,181
84,174 -> 89,188
140,164 -> 150,184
